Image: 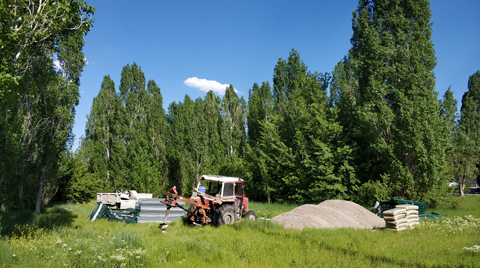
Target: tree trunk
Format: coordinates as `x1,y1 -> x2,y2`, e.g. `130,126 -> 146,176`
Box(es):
265,181 -> 271,204
106,147 -> 110,183
35,175 -> 44,214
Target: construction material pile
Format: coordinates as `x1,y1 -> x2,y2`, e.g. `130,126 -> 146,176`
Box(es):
383,205 -> 420,231
272,200 -> 385,230
136,198 -> 185,223
374,199 -> 428,217
395,200 -> 428,215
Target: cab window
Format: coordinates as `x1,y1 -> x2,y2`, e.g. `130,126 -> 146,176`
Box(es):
235,183 -> 243,196
223,183 -> 234,197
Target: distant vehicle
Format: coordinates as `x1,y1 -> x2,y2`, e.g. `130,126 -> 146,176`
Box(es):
469,180 -> 478,188
448,181 -> 458,187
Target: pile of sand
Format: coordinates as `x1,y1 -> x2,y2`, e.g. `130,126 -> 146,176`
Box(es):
271,200 -> 385,229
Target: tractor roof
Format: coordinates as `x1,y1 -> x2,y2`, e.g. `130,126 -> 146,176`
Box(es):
200,175 -> 243,183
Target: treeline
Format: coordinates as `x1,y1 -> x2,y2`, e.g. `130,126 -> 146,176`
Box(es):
2,0 -> 480,212
73,0 -> 480,207
70,63 -> 248,201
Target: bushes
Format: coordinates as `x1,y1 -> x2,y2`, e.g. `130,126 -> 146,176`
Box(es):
352,177 -> 391,208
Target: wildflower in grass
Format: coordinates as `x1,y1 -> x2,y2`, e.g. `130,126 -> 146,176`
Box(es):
464,245 -> 480,252
12,254 -> 16,257
110,255 -> 126,261
133,249 -> 147,255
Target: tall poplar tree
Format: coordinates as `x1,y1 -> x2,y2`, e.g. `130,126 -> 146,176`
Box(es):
455,71 -> 480,195
247,82 -> 273,145
459,71 -> 480,144
166,95 -> 198,194
245,82 -> 274,201
203,90 -> 223,169
83,64 -> 168,197
440,88 -> 458,185
118,63 -> 156,193
146,80 -> 168,194
86,76 -> 120,189
220,85 -> 244,158
348,0 -> 447,200
440,87 -> 458,141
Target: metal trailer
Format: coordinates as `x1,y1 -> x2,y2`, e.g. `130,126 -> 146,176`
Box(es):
87,190 -> 185,223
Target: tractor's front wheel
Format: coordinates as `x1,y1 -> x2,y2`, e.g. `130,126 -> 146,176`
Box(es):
244,210 -> 257,221
214,204 -> 236,226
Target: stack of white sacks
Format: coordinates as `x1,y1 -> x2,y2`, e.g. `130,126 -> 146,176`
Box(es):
397,204 -> 420,228
383,205 -> 419,231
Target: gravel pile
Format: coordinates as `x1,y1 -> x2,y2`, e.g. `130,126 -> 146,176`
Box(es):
271,200 -> 385,230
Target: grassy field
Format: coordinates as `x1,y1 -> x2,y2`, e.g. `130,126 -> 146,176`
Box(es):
1,197 -> 479,267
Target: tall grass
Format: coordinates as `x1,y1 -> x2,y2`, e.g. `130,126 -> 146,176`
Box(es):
1,196 -> 479,267
248,201 -> 298,218
428,195 -> 480,218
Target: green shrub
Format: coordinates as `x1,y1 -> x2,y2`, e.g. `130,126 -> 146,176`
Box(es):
352,177 -> 392,207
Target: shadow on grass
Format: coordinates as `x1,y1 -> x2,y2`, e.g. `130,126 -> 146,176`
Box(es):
0,205 -> 77,237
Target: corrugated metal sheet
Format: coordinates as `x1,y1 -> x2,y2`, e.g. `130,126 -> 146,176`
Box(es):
136,199 -> 185,223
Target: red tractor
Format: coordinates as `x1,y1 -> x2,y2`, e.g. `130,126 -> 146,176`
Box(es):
161,175 -> 256,228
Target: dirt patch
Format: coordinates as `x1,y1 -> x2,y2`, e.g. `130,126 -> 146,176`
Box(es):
271,200 -> 385,229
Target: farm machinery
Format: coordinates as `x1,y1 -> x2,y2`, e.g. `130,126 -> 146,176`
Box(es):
88,175 -> 256,229
159,175 -> 256,229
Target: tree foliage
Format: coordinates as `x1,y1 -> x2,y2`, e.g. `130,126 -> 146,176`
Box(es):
454,71 -> 480,196
6,0 -> 475,209
0,0 -> 94,212
83,63 -> 168,197
245,50 -> 357,204
346,0 -> 447,201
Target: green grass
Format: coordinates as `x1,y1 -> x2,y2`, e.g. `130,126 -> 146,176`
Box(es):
427,195 -> 480,218
248,201 -> 298,218
1,196 -> 479,267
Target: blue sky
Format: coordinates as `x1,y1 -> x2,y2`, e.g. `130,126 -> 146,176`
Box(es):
73,0 -> 480,150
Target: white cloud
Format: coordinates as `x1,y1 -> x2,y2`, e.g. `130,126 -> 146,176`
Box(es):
184,77 -> 237,95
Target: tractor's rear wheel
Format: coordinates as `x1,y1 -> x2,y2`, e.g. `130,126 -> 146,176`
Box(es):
187,204 -> 197,224
188,204 -> 207,225
214,204 -> 236,226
